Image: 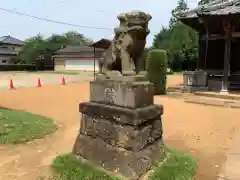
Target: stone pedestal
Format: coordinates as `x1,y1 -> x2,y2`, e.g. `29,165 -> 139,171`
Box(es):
183,70 -> 208,93
73,76 -> 166,179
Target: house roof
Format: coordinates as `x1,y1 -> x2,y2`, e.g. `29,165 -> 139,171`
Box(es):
55,44 -> 104,54
0,46 -> 18,55
179,0 -> 240,19
0,36 -> 24,46
90,38 -> 111,50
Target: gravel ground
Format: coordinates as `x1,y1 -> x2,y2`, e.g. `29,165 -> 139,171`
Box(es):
0,71 -> 94,90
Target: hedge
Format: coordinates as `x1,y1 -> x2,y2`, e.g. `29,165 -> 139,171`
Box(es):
0,64 -> 54,71
146,49 -> 167,95
0,64 -> 37,71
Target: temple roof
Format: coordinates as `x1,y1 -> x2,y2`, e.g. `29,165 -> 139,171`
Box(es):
89,38 -> 111,50
179,0 -> 240,19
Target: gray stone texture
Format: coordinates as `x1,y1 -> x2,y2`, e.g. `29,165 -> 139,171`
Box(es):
183,70 -> 208,93
95,73 -> 148,82
90,79 -> 154,108
99,11 -> 152,76
183,70 -> 208,87
80,114 -> 163,152
73,134 -> 166,180
73,25 -> 165,179
74,77 -> 165,179
79,102 -> 163,126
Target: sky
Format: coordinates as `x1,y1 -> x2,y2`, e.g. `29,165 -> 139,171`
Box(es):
0,0 -> 198,47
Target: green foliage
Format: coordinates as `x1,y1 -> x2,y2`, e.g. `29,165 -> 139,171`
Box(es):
169,0 -> 188,28
10,56 -> 21,64
19,35 -> 46,64
0,64 -> 37,71
19,31 -> 93,65
198,0 -> 211,5
0,108 -> 56,144
45,148 -> 196,180
152,0 -> 198,71
50,154 -> 121,180
152,27 -> 173,50
147,49 -> 167,95
149,148 -> 197,180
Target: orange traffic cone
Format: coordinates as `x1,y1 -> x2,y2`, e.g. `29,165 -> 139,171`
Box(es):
37,78 -> 42,87
61,76 -> 66,85
9,79 -> 14,89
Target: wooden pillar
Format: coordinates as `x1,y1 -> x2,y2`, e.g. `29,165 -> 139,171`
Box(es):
198,17 -> 209,70
196,34 -> 201,70
93,46 -> 96,80
221,20 -> 232,94
203,26 -> 209,69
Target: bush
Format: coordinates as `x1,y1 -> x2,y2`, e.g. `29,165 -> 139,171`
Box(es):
0,64 -> 37,71
146,49 -> 167,94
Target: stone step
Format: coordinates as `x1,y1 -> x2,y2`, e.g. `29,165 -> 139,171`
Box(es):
166,86 -> 184,93
184,97 -> 240,108
194,91 -> 240,101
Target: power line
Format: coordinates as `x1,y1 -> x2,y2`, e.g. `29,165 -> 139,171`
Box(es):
0,6 -> 162,34
0,7 -> 113,30
56,0 -> 116,15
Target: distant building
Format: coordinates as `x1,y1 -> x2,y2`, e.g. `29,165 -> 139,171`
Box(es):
179,0 -> 240,92
53,44 -> 105,71
0,36 -> 24,65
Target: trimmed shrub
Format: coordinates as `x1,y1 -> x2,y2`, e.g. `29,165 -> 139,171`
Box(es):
0,64 -> 37,71
146,49 -> 167,95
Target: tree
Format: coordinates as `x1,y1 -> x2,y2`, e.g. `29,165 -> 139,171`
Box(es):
198,0 -> 211,5
152,0 -> 198,71
19,35 -> 46,64
152,27 -> 173,50
19,31 -> 93,65
64,31 -> 92,45
169,0 -> 188,28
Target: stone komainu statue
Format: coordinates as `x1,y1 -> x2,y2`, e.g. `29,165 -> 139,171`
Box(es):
100,11 -> 152,76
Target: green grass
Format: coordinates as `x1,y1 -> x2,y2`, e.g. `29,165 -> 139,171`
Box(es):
50,153 -> 120,180
47,71 -> 81,75
149,148 -> 197,180
47,148 -> 197,180
0,108 -> 57,144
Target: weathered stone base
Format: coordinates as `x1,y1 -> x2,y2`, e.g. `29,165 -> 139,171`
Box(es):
73,134 -> 166,179
80,114 -> 163,152
73,79 -> 165,179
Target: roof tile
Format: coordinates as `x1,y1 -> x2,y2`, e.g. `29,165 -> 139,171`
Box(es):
56,45 -> 104,54
0,36 -> 24,46
0,46 -> 18,55
179,0 -> 240,18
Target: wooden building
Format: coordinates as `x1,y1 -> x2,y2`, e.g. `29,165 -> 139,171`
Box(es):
179,0 -> 240,93
89,38 -> 111,79
53,44 -> 104,72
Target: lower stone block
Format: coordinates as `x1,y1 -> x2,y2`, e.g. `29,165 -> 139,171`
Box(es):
79,102 -> 163,126
80,114 -> 163,151
73,134 -> 166,180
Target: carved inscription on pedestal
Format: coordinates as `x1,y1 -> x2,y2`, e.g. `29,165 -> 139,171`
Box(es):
104,88 -> 117,104
187,76 -> 193,86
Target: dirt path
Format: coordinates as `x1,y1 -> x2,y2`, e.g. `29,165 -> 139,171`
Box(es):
0,71 -> 93,90
0,84 -> 88,180
218,131 -> 240,180
0,76 -> 239,180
